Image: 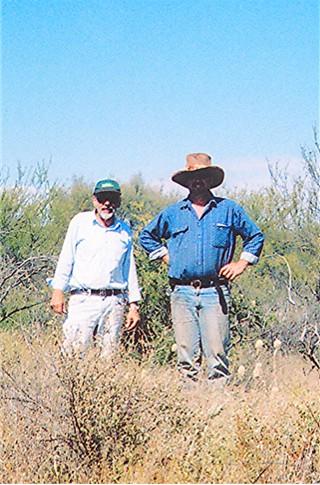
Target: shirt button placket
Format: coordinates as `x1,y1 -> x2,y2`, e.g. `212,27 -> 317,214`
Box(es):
197,224 -> 201,267
199,225 -> 203,269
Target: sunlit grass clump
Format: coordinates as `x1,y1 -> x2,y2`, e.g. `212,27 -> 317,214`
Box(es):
1,329 -> 319,483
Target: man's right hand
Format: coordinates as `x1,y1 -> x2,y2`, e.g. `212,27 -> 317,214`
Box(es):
162,254 -> 170,265
50,289 -> 66,315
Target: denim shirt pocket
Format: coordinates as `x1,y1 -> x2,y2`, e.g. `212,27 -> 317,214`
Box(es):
213,223 -> 231,248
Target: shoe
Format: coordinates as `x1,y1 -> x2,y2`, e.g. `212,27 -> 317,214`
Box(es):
208,375 -> 230,390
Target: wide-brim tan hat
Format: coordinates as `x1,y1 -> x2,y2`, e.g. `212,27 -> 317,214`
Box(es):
171,153 -> 225,189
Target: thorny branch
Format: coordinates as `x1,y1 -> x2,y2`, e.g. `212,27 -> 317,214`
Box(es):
0,254 -> 55,323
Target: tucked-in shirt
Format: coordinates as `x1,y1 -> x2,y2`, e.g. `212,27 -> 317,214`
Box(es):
139,197 -> 264,280
51,211 -> 141,303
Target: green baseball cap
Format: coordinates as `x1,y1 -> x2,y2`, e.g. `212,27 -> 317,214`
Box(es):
93,179 -> 121,194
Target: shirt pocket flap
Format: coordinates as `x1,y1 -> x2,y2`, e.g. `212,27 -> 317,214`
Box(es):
213,223 -> 231,247
172,225 -> 189,237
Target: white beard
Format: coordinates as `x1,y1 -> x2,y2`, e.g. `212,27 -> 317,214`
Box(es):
99,209 -> 115,221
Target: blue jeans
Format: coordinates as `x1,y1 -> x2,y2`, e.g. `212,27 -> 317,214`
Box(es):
170,285 -> 231,380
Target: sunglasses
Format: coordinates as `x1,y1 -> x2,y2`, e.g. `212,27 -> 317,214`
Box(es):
95,193 -> 120,206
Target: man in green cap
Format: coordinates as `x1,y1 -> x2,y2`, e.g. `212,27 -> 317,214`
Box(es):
50,179 -> 141,356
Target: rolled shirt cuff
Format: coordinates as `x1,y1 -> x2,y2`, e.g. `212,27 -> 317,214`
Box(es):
46,278 -> 71,292
149,246 -> 168,261
47,277 -> 69,291
240,251 -> 259,265
128,289 -> 142,304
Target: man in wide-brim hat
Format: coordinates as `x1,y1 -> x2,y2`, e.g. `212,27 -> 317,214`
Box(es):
140,153 -> 264,384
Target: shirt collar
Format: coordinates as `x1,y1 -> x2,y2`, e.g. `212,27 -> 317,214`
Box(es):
179,196 -> 217,210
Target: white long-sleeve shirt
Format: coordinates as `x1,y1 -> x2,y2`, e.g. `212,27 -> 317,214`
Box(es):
51,211 -> 141,303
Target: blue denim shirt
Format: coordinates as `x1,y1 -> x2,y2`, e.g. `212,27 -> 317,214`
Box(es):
139,197 -> 264,280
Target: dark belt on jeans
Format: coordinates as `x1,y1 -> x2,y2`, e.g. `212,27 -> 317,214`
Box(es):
169,276 -> 229,290
70,288 -> 123,297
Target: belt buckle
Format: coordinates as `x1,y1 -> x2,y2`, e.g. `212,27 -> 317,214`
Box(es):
191,279 -> 202,289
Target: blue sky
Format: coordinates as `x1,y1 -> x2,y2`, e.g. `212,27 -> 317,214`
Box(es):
2,0 -> 319,192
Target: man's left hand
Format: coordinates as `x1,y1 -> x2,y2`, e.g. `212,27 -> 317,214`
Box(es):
125,303 -> 140,331
219,260 -> 249,281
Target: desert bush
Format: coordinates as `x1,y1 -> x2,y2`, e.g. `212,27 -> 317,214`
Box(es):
1,133 -> 319,367
0,164 -> 93,329
230,132 -> 320,367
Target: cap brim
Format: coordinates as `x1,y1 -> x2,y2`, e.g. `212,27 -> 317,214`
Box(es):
171,166 -> 224,189
93,188 -> 120,194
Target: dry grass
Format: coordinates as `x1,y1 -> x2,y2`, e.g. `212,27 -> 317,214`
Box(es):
1,327 -> 320,484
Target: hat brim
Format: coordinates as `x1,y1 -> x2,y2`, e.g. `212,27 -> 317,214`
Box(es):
171,166 -> 224,189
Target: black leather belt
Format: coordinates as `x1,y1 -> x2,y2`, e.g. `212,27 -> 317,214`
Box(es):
70,288 -> 123,297
169,276 -> 228,289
